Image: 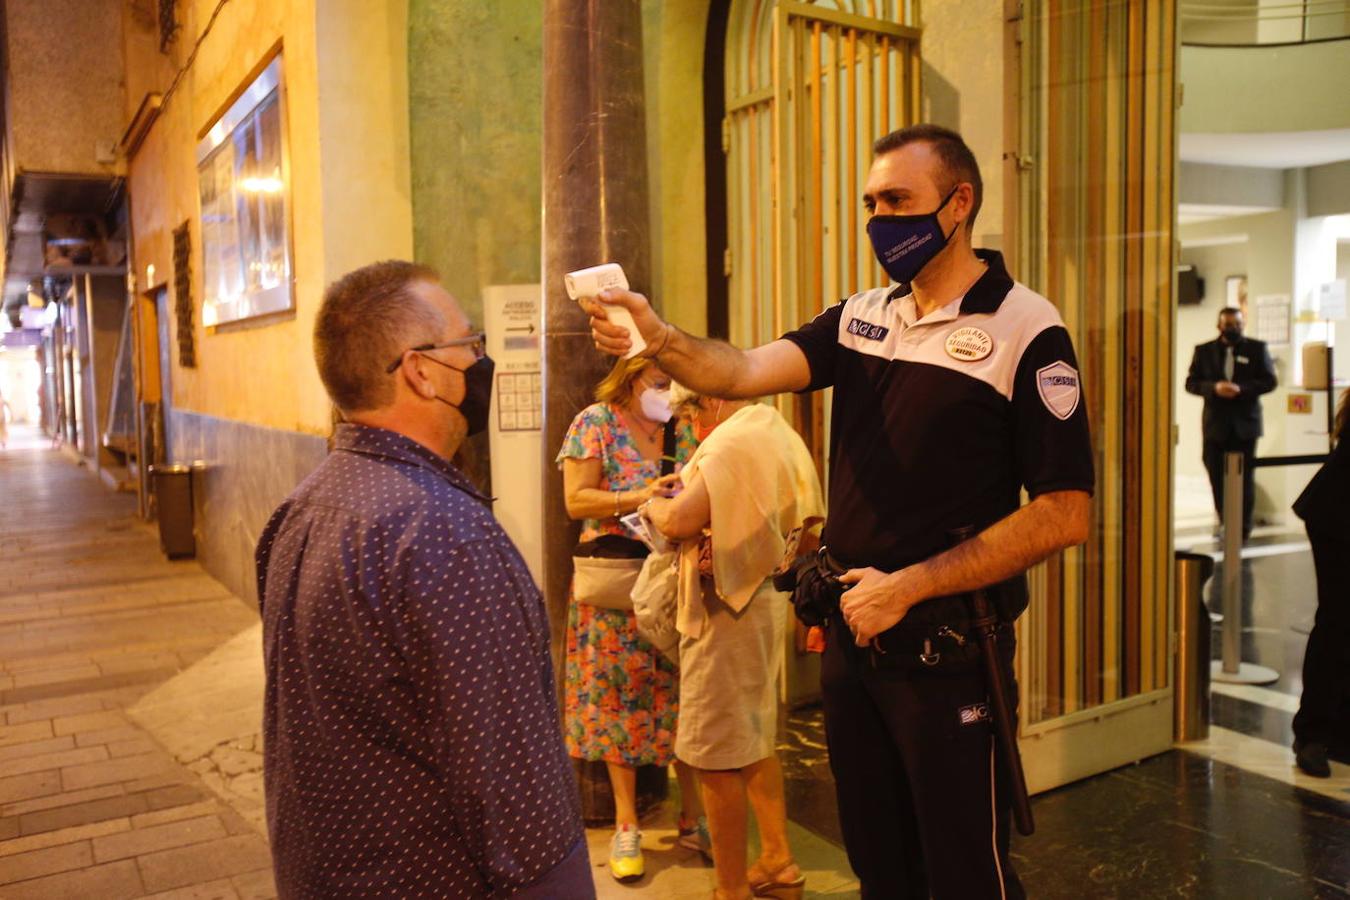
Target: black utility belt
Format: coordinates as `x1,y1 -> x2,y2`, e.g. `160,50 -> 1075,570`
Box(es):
839,593 -> 1014,672
776,548 -> 1024,671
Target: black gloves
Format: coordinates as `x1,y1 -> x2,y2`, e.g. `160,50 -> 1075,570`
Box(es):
774,552 -> 845,627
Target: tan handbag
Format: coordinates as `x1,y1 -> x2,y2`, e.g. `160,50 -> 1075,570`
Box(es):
572,555 -> 644,610
631,550 -> 680,664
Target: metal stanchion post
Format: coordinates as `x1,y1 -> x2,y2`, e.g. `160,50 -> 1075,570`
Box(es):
1174,551 -> 1214,742
1212,451 -> 1279,685
1221,452 -> 1242,675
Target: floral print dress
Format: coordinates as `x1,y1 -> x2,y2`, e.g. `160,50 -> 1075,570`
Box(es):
556,402 -> 698,766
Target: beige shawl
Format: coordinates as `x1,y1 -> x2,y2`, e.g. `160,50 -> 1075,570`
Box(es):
676,404 -> 825,639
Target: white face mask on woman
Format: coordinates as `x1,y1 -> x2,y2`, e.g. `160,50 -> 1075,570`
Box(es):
639,387 -> 674,424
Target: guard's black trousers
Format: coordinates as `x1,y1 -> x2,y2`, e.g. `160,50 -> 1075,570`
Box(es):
821,619 -> 1024,900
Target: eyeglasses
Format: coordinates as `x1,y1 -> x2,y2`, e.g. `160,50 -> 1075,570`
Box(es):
385,332 -> 486,374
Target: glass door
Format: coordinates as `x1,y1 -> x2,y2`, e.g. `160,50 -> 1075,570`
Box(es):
1010,0 -> 1179,791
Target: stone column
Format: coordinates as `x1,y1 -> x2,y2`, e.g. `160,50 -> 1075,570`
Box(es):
541,0 -> 664,823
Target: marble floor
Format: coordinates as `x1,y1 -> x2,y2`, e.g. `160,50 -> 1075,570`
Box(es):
758,521 -> 1350,898
776,707 -> 1350,898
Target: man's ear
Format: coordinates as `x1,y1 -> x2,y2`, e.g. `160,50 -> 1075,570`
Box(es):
944,182 -> 972,235
398,354 -> 437,399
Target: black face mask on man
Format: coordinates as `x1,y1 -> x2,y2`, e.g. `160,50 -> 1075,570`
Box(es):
866,185 -> 960,284
422,354 -> 496,436
1221,326 -> 1242,343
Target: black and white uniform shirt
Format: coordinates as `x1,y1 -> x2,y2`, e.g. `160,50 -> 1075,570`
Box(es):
782,250 -> 1095,577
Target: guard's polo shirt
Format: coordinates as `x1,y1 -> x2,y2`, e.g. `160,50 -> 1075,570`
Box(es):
782,250 -> 1094,574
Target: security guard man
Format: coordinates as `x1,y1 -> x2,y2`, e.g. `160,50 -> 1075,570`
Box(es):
1184,307 -> 1277,539
587,124 -> 1093,899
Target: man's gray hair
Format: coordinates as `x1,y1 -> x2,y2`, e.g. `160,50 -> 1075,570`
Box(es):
314,260 -> 443,413
670,383 -> 761,414
668,381 -> 703,413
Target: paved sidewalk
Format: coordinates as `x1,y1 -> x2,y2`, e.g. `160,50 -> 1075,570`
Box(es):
0,436 -> 275,899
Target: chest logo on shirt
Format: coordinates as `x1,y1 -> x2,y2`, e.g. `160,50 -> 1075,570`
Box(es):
944,327 -> 994,362
1037,361 -> 1081,420
847,318 -> 890,342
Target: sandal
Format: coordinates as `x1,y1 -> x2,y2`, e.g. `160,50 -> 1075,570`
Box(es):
749,863 -> 805,899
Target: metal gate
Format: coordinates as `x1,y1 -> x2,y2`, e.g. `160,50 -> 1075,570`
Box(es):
725,0 -> 921,466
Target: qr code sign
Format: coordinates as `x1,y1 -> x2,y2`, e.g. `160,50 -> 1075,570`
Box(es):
497,371 -> 542,432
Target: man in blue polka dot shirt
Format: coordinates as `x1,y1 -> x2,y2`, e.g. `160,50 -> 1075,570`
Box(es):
256,261 -> 593,898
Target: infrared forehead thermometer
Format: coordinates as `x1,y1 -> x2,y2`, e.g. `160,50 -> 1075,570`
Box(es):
565,263 -> 647,359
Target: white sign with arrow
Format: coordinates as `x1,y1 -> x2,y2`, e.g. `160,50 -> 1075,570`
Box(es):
484,284 -> 544,584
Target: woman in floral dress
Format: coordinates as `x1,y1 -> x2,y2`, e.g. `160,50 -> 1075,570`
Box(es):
557,356 -> 706,882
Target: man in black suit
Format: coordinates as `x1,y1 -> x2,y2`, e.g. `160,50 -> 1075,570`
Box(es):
1185,307 -> 1278,538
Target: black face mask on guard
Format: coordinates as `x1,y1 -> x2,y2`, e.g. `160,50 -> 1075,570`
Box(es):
866,185 -> 960,284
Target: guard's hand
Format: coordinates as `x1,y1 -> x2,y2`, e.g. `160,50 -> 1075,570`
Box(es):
838,566 -> 908,646
1214,381 -> 1240,399
582,289 -> 667,357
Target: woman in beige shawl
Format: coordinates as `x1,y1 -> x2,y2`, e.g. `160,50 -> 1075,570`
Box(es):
642,385 -> 824,900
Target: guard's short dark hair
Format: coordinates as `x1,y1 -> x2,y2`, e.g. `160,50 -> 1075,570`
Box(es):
873,124 -> 983,232
1218,306 -> 1243,319
314,260 -> 443,413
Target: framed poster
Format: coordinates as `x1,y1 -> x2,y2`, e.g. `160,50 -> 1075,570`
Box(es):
1225,274 -> 1248,314
196,54 -> 293,326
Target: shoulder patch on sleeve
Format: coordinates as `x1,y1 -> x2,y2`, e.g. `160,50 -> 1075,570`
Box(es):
1036,361 -> 1081,420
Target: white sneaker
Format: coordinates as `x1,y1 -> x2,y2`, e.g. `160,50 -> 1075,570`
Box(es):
677,815 -> 712,861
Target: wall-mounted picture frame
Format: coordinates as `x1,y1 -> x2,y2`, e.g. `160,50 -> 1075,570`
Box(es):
196,53 -> 294,327
1225,274 -> 1248,315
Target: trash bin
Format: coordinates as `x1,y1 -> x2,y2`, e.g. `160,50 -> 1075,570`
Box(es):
151,464 -> 196,559
1175,550 -> 1215,742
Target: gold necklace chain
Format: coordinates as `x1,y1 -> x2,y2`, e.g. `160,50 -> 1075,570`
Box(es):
620,404 -> 661,442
